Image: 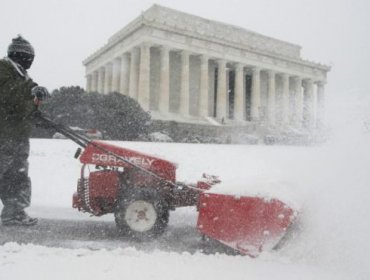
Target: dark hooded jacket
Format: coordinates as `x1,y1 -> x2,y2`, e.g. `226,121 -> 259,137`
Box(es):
0,57 -> 37,141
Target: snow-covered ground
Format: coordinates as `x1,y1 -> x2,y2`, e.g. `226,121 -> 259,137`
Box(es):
1,93 -> 370,280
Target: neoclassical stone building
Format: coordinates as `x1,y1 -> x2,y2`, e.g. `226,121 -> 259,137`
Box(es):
83,4 -> 330,130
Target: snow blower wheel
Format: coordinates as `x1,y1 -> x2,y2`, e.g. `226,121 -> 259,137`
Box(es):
114,187 -> 169,240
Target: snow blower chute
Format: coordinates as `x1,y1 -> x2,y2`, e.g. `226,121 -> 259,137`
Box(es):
37,113 -> 297,257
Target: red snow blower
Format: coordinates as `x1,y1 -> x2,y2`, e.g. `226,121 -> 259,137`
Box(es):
37,112 -> 297,257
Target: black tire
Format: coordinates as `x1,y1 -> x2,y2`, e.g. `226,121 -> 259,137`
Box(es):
114,187 -> 169,240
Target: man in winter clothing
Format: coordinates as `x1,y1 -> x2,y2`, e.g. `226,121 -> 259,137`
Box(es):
0,35 -> 48,226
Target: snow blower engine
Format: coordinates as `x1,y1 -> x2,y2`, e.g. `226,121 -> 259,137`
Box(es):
37,113 -> 297,257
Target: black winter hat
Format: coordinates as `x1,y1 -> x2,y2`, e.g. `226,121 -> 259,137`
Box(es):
7,35 -> 34,56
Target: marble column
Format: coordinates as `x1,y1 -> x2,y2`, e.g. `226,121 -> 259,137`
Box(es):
208,62 -> 216,117
316,81 -> 325,128
267,70 -> 276,125
119,53 -> 130,96
216,59 -> 227,120
138,44 -> 151,111
179,50 -> 190,115
111,58 -> 121,93
104,63 -> 113,94
129,48 -> 139,100
251,67 -> 261,121
97,67 -> 105,94
158,46 -> 170,113
199,54 -> 209,117
234,63 -> 245,121
86,74 -> 92,92
295,77 -> 303,128
281,73 -> 290,125
304,79 -> 315,129
91,71 -> 98,92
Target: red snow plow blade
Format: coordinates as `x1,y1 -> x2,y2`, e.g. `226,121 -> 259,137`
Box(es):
197,193 -> 296,257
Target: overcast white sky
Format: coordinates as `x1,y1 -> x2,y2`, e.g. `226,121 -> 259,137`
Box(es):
1,0 -> 369,98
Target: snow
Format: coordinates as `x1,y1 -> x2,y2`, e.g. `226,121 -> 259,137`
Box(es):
0,242 -> 341,280
1,93 -> 370,280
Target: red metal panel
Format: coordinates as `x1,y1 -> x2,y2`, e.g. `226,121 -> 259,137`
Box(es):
80,171 -> 120,215
197,193 -> 296,257
89,171 -> 119,198
197,181 -> 212,190
79,141 -> 176,182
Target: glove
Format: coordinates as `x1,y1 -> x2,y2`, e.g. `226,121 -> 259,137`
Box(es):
31,86 -> 49,100
31,86 -> 49,101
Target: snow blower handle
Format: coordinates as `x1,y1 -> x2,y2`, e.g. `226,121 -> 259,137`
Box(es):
30,107 -> 91,149
29,107 -> 205,193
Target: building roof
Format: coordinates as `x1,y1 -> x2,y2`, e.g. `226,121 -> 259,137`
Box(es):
84,4 -> 330,71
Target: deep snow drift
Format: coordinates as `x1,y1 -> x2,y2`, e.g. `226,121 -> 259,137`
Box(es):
1,92 -> 370,280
